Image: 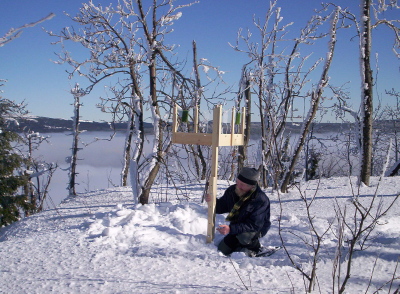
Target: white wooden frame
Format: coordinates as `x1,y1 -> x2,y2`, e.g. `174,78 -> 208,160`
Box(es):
172,104 -> 246,243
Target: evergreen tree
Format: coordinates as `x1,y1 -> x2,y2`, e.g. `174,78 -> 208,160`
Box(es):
0,98 -> 31,227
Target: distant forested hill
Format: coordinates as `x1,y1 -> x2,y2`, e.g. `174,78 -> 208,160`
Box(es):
7,116 -> 153,133
6,115 -> 396,136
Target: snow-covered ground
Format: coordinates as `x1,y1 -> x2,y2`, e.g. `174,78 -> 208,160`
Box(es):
1,177 -> 399,293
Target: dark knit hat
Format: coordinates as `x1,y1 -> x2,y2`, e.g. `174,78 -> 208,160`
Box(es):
237,167 -> 259,186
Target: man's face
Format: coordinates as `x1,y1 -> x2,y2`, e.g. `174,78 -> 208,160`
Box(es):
235,178 -> 254,197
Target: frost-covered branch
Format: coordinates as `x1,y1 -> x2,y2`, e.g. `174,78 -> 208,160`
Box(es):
0,13 -> 55,47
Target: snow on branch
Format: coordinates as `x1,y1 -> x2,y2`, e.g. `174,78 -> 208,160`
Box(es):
371,1 -> 400,57
0,13 -> 55,47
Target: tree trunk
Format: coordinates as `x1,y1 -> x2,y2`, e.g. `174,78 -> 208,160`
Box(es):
121,112 -> 134,186
238,79 -> 251,173
69,86 -> 83,196
140,160 -> 161,205
360,0 -> 373,186
192,40 -> 207,180
138,42 -> 163,204
121,83 -> 144,188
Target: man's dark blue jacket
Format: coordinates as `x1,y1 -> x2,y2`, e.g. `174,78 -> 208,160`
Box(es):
215,184 -> 271,237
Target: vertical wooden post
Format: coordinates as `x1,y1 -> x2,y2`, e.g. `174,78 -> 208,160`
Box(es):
230,107 -> 235,145
240,107 -> 246,135
194,105 -> 199,133
206,105 -> 222,243
172,104 -> 178,135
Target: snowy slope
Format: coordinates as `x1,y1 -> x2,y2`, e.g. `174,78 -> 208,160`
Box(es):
0,177 -> 399,293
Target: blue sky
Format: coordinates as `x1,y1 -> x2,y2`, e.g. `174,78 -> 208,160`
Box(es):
0,0 -> 398,122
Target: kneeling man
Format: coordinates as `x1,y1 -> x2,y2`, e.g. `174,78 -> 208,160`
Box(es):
206,167 -> 271,256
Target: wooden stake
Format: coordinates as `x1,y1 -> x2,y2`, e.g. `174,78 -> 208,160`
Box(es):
194,105 -> 199,133
206,105 -> 222,243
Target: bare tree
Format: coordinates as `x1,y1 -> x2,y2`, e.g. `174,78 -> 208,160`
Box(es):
135,0 -> 207,204
230,0 -> 292,188
67,84 -> 85,196
278,182 -> 334,293
18,130 -> 57,213
341,0 -> 400,185
231,2 -> 343,192
278,177 -> 400,293
49,1 -> 147,191
280,6 -> 341,192
50,0 -> 199,204
332,183 -> 400,293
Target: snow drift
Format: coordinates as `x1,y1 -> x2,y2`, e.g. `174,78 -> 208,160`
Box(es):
0,177 -> 399,293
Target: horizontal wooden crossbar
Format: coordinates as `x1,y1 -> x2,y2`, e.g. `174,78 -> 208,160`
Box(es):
220,134 -> 245,146
172,132 -> 212,145
172,132 -> 244,146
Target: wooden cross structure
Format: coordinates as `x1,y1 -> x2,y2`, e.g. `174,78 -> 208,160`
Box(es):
172,104 -> 246,243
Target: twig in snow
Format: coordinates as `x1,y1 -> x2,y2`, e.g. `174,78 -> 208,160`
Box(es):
228,256 -> 249,291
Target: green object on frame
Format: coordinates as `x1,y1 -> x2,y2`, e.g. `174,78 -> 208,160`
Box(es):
235,112 -> 241,125
182,110 -> 189,122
